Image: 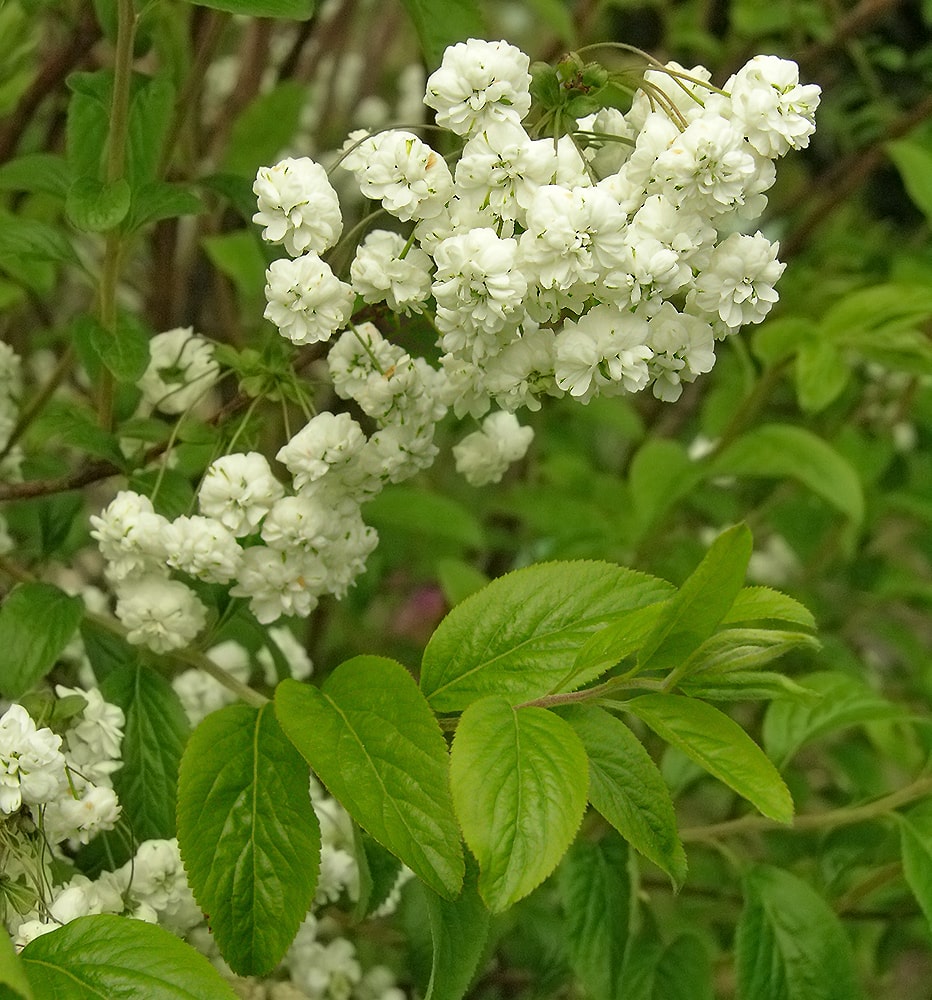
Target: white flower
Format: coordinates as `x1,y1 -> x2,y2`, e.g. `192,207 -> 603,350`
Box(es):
341,130 -> 452,222
688,231 -> 785,331
44,784 -> 121,844
173,640 -> 251,726
253,157 -> 343,257
115,575 -> 208,653
55,685 -> 124,783
198,452 -> 285,536
89,491 -> 171,581
230,546 -> 326,624
0,704 -> 66,814
645,303 -> 716,401
554,305 -> 653,402
276,412 -> 367,491
264,253 -> 356,346
424,38 -> 532,135
126,838 -> 202,934
162,514 -> 243,583
350,230 -> 433,314
258,626 -> 313,685
137,327 -> 219,415
453,411 -> 533,486
518,186 -> 599,293
727,55 -> 821,158
261,494 -> 334,553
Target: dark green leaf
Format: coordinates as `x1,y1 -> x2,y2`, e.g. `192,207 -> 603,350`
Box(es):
637,523 -> 752,675
353,828 -> 403,920
0,583 -> 83,699
366,486 -> 483,548
886,139 -> 932,220
66,176 -> 131,232
735,866 -> 863,1000
795,341 -> 849,413
559,831 -> 631,1000
31,400 -> 126,467
399,0 -> 486,68
450,696 -> 588,912
762,671 -> 901,767
562,705 -> 686,887
21,914 -> 237,999
177,703 -> 319,976
628,439 -> 697,539
422,856 -> 490,1000
223,81 -> 308,177
276,658 -> 464,899
102,662 -> 189,842
65,71 -> 110,180
421,561 -> 673,711
202,231 -> 267,302
126,73 -> 174,188
181,0 -> 313,15
0,216 -> 79,267
899,802 -> 932,932
0,154 -> 70,198
625,694 -> 793,823
74,312 -> 150,383
126,181 -> 203,231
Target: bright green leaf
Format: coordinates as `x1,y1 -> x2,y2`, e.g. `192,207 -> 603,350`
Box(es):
0,928 -> 32,1000
637,523 -> 752,675
450,696 -> 588,912
709,424 -> 864,525
399,0 -> 486,68
0,583 -> 83,699
422,856 -> 490,1000
735,866 -> 863,1000
20,914 -> 237,999
795,340 -> 849,413
562,704 -> 686,887
763,671 -> 901,768
275,659 -> 464,899
0,154 -> 70,198
625,694 -> 793,823
102,662 -> 189,842
559,831 -> 631,1000
820,283 -> 932,342
421,561 -> 673,711
177,703 -> 320,976
680,670 -> 821,703
682,628 -> 820,677
721,586 -> 815,629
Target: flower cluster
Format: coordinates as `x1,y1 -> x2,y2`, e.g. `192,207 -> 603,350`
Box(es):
137,326 -> 220,415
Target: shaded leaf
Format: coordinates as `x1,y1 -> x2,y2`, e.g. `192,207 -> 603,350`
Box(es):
399,0 -> 486,68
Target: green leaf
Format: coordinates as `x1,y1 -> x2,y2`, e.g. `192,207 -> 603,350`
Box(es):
126,73 -> 174,188
820,283 -> 932,342
899,803 -> 932,931
435,558 -> 488,606
709,424 -> 864,526
682,628 -> 820,677
0,928 -> 32,1000
721,586 -> 815,629
625,694 -> 793,823
0,153 -> 70,198
450,696 -> 588,912
795,340 -> 849,413
275,659 -> 464,899
65,71 -> 110,180
177,703 -> 319,976
887,138 -> 932,220
399,0 -> 486,68
366,486 -> 484,548
181,0 -> 313,15
66,176 -> 131,232
628,439 -> 697,539
0,216 -> 79,266
102,662 -> 189,842
559,831 -> 631,1000
0,583 -> 83,699
31,400 -> 126,467
637,523 -> 753,675
562,705 -> 686,887
421,561 -> 673,712
735,866 -> 863,1000
752,317 -> 814,365
622,933 -> 714,1000
422,856 -> 490,1000
74,312 -> 150,383
126,181 -> 203,231
680,670 -> 821,703
762,671 -> 901,768
20,914 -> 238,999
223,80 -> 308,177
202,231 -> 267,302
353,828 -> 403,920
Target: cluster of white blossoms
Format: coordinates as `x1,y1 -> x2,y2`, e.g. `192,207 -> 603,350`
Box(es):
137,326 -> 220,416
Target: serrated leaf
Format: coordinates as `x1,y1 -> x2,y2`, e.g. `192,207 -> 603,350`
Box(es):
422,856 -> 490,1000
450,696 -> 588,912
637,524 -> 752,676
0,927 -> 32,1000
721,586 -> 815,629
899,803 -> 932,931
101,662 -> 189,842
0,583 -> 83,699
709,424 -> 864,525
66,176 -> 131,232
181,0 -> 313,15
20,914 -> 237,999
625,694 -> 793,823
366,486 -> 484,548
562,705 -> 686,887
762,671 -> 901,768
735,866 -> 863,1000
559,831 -> 631,1000
0,153 -> 70,198
177,703 -> 319,976
399,0 -> 486,68
421,561 -> 673,712
275,658 -> 464,899
126,181 -> 203,231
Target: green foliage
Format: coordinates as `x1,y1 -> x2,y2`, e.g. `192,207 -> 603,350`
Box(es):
399,0 -> 486,67
276,659 -> 464,898
0,928 -> 32,1000
19,915 -> 238,999
450,697 -> 588,911
180,0 -> 314,17
177,704 -> 320,976
0,584 -> 83,699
